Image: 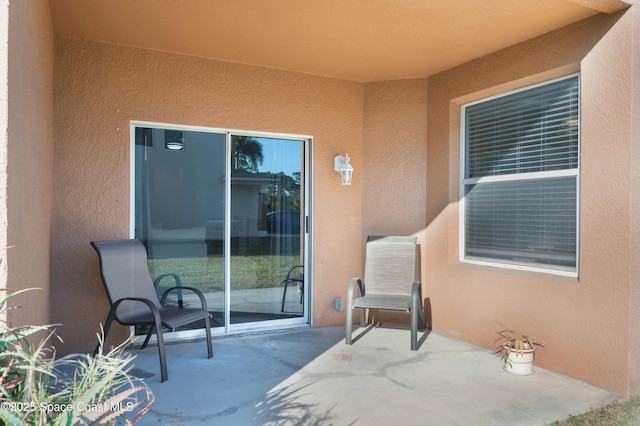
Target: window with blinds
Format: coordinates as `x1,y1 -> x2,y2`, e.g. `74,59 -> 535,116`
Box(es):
461,75 -> 579,275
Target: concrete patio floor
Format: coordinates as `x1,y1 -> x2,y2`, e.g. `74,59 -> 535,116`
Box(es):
128,326 -> 624,426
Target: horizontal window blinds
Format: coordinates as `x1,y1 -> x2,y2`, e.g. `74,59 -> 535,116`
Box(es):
465,77 -> 579,179
465,178 -> 577,269
462,75 -> 579,273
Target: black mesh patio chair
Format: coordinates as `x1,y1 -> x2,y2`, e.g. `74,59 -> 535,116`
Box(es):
346,236 -> 425,350
91,239 -> 213,382
281,265 -> 304,312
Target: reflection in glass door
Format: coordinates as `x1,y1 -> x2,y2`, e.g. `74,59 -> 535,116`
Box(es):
230,135 -> 305,326
133,124 -> 308,340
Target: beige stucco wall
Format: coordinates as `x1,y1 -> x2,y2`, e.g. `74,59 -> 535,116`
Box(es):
2,0 -> 54,328
0,2 -> 8,325
628,3 -> 640,394
52,37 -> 363,351
425,10 -> 637,395
362,80 -> 428,237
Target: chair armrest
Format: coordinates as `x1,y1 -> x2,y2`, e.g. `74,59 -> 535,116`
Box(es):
348,278 -> 364,299
347,278 -> 365,328
160,286 -> 209,312
154,273 -> 184,308
282,265 -> 304,284
100,297 -> 163,356
154,273 -> 183,288
411,281 -> 422,304
110,297 -> 163,323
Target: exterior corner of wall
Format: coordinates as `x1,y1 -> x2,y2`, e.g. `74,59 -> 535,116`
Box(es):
4,0 -> 54,329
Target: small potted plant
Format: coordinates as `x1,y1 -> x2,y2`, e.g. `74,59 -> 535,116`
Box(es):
495,324 -> 544,376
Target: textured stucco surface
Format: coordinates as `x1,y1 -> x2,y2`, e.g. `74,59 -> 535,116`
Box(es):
425,10 -> 637,395
628,3 -> 640,395
0,1 -> 8,325
52,37 -> 363,351
363,79 -> 427,237
48,0 -> 628,82
4,0 -> 53,328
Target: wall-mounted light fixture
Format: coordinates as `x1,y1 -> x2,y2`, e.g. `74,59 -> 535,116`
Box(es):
334,154 -> 353,185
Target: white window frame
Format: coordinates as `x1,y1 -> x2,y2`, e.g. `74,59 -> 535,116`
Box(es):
459,74 -> 580,277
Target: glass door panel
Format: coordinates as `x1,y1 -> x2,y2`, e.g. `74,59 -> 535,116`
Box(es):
134,127 -> 227,333
230,135 -> 305,324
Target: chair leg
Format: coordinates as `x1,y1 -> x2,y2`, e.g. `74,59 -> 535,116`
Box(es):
410,282 -> 423,351
281,281 -> 289,312
418,307 -> 426,331
152,318 -> 168,382
346,278 -> 365,345
141,324 -> 154,350
345,302 -> 353,345
411,307 -> 418,351
204,315 -> 213,359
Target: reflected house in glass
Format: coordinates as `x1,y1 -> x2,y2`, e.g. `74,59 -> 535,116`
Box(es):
266,211 -> 301,235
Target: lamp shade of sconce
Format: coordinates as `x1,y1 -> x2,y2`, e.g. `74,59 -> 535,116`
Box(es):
334,154 -> 354,185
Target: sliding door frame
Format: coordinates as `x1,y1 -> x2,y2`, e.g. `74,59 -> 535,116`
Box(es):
129,120 -> 313,343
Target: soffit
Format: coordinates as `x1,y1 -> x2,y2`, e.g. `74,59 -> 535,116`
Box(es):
48,0 -> 630,82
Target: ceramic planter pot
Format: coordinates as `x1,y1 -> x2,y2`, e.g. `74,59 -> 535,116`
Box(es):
503,344 -> 535,376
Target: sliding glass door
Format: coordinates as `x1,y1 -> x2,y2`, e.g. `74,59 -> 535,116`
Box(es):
230,135 -> 306,324
133,123 -> 309,340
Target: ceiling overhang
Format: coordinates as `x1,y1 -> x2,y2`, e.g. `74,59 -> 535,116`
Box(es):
48,0 -> 631,82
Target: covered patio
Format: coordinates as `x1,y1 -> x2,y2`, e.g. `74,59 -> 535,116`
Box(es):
5,0 -> 640,413
129,327 -> 622,425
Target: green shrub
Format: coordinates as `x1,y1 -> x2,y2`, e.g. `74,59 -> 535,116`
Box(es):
0,289 -> 154,425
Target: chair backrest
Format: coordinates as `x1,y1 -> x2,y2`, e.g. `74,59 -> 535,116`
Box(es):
364,236 -> 417,296
91,239 -> 162,319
